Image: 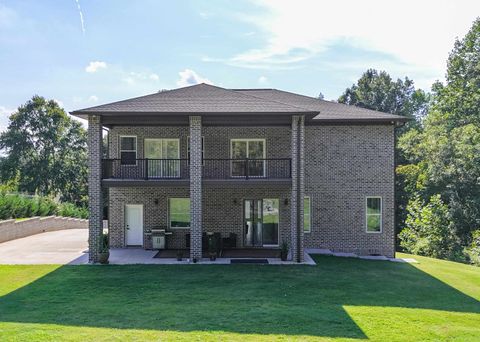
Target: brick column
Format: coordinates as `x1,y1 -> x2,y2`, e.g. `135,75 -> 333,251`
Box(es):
88,115 -> 103,263
298,115 -> 305,262
189,116 -> 203,261
290,116 -> 299,261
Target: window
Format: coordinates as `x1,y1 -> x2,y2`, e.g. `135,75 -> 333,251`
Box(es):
144,139 -> 180,177
187,136 -> 204,165
230,139 -> 266,177
304,196 -> 311,233
263,199 -> 279,245
169,198 -> 190,228
120,136 -> 137,165
366,197 -> 382,233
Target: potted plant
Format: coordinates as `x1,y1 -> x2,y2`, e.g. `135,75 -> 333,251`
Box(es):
208,235 -> 217,261
176,250 -> 183,261
280,241 -> 289,261
98,233 -> 109,264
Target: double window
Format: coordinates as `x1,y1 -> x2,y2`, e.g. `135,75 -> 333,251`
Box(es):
366,197 -> 382,233
230,139 -> 266,177
120,136 -> 137,165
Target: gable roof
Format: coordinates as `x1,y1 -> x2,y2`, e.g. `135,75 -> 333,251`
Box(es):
71,83 -> 317,118
233,89 -> 408,122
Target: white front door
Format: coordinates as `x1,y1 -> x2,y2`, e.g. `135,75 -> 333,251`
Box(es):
125,204 -> 143,246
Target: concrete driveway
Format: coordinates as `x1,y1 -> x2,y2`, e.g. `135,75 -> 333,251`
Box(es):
0,229 -> 88,265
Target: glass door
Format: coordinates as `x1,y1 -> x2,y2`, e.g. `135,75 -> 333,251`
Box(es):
244,199 -> 279,246
231,139 -> 265,177
244,200 -> 263,247
144,139 -> 180,178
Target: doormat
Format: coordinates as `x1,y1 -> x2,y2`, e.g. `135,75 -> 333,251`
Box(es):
230,259 -> 269,264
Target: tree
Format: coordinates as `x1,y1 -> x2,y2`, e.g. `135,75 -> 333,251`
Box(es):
398,18 -> 480,262
338,69 -> 430,125
0,96 -> 87,205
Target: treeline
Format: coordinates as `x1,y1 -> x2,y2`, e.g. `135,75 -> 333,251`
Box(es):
338,18 -> 480,265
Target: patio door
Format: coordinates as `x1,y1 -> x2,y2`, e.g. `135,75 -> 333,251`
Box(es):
244,199 -> 279,247
231,139 -> 265,177
144,139 -> 180,178
125,204 -> 143,246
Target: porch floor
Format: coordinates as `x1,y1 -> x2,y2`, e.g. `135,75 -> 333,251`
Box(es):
153,248 -> 281,259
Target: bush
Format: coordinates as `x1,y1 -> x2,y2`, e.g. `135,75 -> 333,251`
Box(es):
465,230 -> 480,266
0,192 -> 87,220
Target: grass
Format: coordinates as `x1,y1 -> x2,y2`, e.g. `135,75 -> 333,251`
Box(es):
0,253 -> 478,341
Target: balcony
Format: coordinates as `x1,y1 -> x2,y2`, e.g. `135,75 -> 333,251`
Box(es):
102,158 -> 291,184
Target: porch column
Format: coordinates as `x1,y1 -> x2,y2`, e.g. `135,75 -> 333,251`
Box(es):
290,115 -> 305,262
88,115 -> 103,263
189,116 -> 203,261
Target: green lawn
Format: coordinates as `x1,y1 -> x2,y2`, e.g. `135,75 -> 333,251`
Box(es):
0,254 -> 479,341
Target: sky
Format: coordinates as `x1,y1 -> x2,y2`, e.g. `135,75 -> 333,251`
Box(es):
0,0 -> 479,129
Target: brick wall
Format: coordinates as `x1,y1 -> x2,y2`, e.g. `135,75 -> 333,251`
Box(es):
304,124 -> 395,257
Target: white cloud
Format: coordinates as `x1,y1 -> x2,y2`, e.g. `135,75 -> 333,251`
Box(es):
74,0 -> 86,34
85,61 -> 107,73
176,69 -> 213,87
88,95 -> 98,103
213,0 -> 480,81
149,73 -> 160,81
258,76 -> 268,84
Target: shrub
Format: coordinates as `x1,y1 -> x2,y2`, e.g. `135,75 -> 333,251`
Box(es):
465,230 -> 480,266
0,192 -> 87,220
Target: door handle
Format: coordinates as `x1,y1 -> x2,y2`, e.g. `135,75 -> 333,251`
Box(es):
126,225 -> 130,230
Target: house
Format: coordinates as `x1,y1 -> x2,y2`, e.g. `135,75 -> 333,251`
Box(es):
72,83 -> 407,263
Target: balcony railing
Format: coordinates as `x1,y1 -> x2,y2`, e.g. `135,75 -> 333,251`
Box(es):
102,158 -> 291,180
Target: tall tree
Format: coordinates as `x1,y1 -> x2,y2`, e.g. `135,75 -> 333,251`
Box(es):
0,96 -> 87,205
398,18 -> 480,262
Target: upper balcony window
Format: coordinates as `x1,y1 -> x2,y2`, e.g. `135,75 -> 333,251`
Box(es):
144,139 -> 180,178
120,136 -> 137,165
231,139 -> 265,177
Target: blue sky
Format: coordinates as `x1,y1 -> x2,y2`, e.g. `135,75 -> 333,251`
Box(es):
0,0 -> 479,128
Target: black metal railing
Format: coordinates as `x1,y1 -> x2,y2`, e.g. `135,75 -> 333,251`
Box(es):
203,158 -> 291,180
102,158 -> 291,180
102,159 -> 189,180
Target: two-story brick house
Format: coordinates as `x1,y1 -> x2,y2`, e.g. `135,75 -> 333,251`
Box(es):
72,83 -> 406,263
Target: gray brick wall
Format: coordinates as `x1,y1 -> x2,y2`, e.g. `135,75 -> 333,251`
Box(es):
189,116 -> 203,260
304,124 -> 395,257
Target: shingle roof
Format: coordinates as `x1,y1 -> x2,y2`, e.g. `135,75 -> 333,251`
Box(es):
71,83 -> 408,122
234,89 -> 408,122
72,83 -> 316,116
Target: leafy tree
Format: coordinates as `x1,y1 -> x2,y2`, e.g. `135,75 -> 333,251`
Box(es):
399,195 -> 462,260
338,69 -> 430,125
398,18 -> 480,262
0,96 -> 87,205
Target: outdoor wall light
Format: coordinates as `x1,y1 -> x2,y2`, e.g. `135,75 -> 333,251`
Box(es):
284,199 -> 289,206
233,198 -> 238,205
154,199 -> 159,205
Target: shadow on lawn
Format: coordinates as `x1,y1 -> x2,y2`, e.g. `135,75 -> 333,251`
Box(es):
0,255 -> 479,339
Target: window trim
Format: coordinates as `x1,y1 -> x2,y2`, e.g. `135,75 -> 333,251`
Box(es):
304,195 -> 311,233
366,196 -> 382,233
230,138 -> 266,178
168,197 -> 191,229
119,135 -> 137,166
